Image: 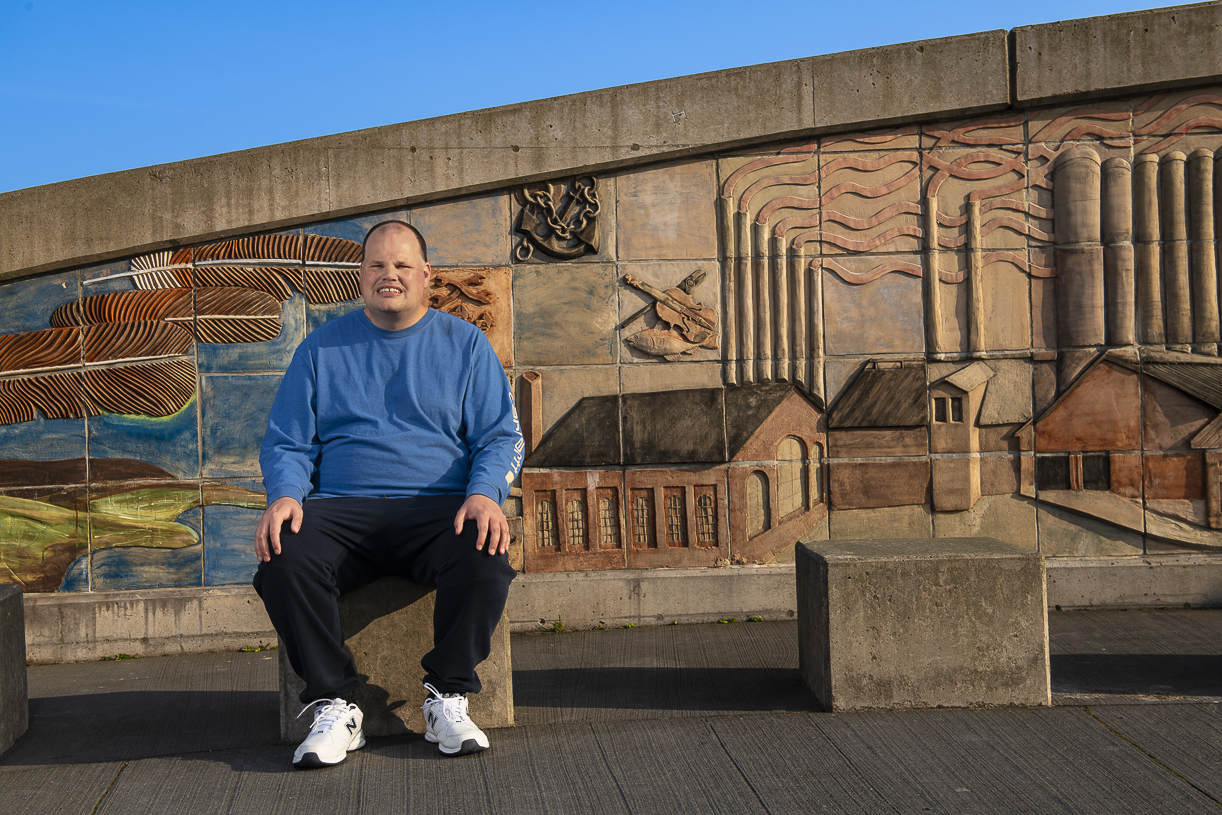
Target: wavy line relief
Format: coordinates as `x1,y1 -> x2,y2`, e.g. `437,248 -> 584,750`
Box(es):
923,115 -> 1025,148
924,150 -> 1025,198
820,165 -> 921,208
720,154 -> 813,201
816,258 -> 923,284
818,226 -> 924,253
1029,106 -> 1130,145
819,126 -> 917,151
1133,91 -> 1222,138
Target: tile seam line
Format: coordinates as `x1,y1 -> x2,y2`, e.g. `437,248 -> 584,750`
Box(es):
88,759 -> 128,815
1082,705 -> 1222,809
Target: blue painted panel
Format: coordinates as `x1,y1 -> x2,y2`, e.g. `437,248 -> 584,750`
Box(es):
0,270 -> 79,334
304,210 -> 408,244
307,300 -> 362,336
59,557 -> 89,592
203,502 -> 261,586
89,396 -> 201,480
0,417 -> 86,470
81,258 -> 143,296
200,374 -> 283,477
91,543 -> 203,590
197,293 -> 306,373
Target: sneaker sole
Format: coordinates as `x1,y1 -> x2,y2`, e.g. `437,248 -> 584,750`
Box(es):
292,736 -> 366,769
437,738 -> 488,757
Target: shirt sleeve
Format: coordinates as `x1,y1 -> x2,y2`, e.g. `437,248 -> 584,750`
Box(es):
461,334 -> 523,506
259,341 -> 320,506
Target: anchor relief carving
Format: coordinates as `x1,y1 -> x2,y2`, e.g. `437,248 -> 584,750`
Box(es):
514,176 -> 600,261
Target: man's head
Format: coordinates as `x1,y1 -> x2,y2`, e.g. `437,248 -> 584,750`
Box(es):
358,221 -> 433,331
362,220 -> 428,262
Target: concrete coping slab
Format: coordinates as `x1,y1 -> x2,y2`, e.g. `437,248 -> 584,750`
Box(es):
3,4 -> 1216,282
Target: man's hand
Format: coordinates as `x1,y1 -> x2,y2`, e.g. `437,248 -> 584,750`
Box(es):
454,494 -> 511,556
254,496 -> 303,563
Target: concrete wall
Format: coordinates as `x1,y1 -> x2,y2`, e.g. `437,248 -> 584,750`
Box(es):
3,3 -> 1222,640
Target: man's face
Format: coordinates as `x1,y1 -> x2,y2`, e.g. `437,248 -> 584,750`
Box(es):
358,225 -> 432,331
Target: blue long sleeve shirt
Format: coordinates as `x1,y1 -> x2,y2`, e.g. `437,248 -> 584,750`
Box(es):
259,308 -> 523,507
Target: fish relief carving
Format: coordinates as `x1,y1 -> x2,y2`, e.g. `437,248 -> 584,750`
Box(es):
428,270 -> 497,334
514,176 -> 600,261
622,269 -> 719,361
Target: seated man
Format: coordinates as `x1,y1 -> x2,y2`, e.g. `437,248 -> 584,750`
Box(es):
253,220 -> 522,769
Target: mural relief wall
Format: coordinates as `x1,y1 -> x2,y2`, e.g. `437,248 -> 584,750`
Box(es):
3,88 -> 1222,592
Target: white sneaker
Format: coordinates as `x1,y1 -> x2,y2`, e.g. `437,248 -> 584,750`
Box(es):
422,682 -> 489,756
292,698 -> 365,769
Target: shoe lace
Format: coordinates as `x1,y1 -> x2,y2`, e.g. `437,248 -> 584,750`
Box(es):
297,698 -> 351,734
422,682 -> 470,724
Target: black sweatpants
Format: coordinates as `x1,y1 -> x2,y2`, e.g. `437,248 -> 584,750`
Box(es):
252,495 -> 516,703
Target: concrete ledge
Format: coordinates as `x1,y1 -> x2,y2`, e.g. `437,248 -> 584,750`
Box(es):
507,566 -> 798,632
797,538 -> 1050,711
1046,555 -> 1222,609
22,586 -> 275,664
16,554 -> 1222,664
279,577 -> 512,743
1014,2 -> 1222,104
0,585 -> 28,757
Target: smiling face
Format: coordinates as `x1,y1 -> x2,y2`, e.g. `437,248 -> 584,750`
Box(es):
358,224 -> 433,331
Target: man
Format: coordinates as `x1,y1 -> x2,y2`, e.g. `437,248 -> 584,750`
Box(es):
253,220 -> 522,769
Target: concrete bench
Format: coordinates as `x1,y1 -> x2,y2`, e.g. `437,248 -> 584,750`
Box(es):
279,576 -> 513,743
796,537 -> 1050,711
1,584 -> 29,756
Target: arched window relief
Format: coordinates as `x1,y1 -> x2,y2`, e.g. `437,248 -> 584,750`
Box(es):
598,497 -> 620,547
632,494 -> 654,546
747,471 -> 770,536
665,491 -> 687,546
567,499 -> 586,549
696,493 -> 717,543
537,499 -> 556,548
812,442 -> 824,504
777,437 -> 807,518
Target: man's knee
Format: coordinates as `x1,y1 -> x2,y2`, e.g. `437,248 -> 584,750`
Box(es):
436,544 -> 517,590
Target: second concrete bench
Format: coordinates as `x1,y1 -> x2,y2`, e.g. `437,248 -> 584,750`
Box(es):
796,537 -> 1050,711
279,576 -> 513,743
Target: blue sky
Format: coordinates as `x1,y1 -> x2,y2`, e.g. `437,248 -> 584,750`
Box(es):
0,0 -> 1168,193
